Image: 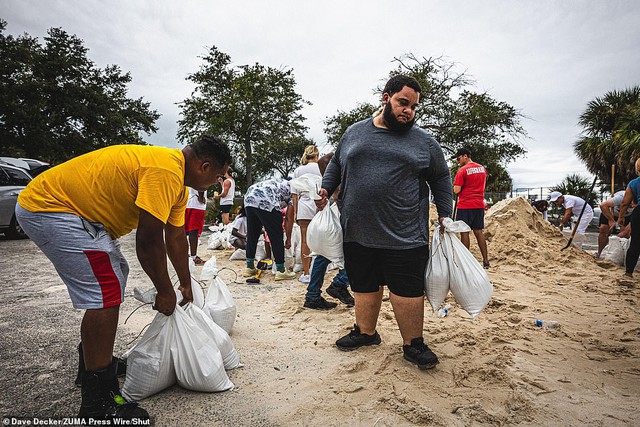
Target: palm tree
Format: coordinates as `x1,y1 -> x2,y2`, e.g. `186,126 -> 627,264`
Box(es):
575,86 -> 640,187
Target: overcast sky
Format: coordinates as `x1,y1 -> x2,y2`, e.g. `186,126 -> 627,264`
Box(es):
2,0 -> 639,191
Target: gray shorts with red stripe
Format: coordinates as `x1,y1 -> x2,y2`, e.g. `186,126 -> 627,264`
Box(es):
16,204 -> 127,309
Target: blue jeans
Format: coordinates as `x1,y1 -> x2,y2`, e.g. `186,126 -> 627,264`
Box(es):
306,255 -> 350,301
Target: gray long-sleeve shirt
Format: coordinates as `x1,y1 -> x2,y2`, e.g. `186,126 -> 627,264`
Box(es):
322,118 -> 453,249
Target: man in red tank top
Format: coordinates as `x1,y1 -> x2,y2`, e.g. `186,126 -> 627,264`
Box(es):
452,148 -> 490,268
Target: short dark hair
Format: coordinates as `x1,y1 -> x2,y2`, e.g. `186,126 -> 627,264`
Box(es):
382,75 -> 422,98
190,135 -> 232,168
317,152 -> 335,175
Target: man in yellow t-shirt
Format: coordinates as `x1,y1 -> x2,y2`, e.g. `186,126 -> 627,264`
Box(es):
16,135 -> 231,419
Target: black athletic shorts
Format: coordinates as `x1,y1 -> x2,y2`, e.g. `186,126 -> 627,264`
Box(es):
220,204 -> 232,214
343,242 -> 428,298
599,213 -> 631,226
455,208 -> 485,230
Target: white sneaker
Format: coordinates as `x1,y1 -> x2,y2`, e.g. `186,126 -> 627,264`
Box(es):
298,274 -> 310,283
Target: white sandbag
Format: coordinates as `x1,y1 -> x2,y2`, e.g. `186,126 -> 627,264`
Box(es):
134,281 -> 203,308
441,218 -> 492,319
204,276 -> 237,333
133,286 -> 156,304
601,236 -> 626,265
229,248 -> 246,261
307,203 -> 344,268
171,305 -> 234,392
122,312 -> 176,401
219,227 -> 232,249
255,238 -> 266,262
200,256 -> 219,281
190,277 -> 205,309
289,173 -> 323,200
425,225 -> 450,312
619,237 -> 640,271
188,257 -> 196,276
185,304 -> 242,370
207,230 -> 230,250
207,233 -> 220,250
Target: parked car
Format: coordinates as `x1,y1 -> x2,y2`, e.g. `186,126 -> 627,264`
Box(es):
19,158 -> 52,177
0,163 -> 32,238
0,156 -> 51,177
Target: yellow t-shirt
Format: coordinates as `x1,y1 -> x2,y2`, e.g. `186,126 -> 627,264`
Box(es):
18,145 -> 188,239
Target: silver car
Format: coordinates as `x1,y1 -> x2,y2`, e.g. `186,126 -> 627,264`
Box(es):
0,163 -> 32,238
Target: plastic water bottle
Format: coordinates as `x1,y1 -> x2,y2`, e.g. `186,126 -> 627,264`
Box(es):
437,304 -> 453,318
533,319 -> 560,329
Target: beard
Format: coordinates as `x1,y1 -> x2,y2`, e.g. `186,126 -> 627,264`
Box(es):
382,102 -> 415,133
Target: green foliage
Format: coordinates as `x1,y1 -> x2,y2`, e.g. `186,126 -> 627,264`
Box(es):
323,54 -> 527,187
549,174 -> 598,206
575,86 -> 640,185
251,135 -> 314,179
0,20 -> 159,163
177,46 -> 310,186
323,103 -> 378,146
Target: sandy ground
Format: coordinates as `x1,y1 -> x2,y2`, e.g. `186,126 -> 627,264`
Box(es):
1,197 -> 639,426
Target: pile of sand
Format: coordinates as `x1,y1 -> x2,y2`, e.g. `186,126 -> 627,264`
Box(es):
484,196 -> 593,271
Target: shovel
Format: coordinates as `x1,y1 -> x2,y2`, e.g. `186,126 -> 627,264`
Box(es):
246,259 -> 273,284
561,176 -> 598,251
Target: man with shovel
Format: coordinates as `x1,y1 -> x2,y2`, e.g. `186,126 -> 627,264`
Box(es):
549,191 -> 594,248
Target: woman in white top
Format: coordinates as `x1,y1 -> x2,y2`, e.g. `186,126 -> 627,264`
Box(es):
214,168 -> 235,225
292,145 -> 321,283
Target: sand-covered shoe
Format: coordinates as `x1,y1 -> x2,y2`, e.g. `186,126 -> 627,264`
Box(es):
403,337 -> 439,370
336,324 -> 381,351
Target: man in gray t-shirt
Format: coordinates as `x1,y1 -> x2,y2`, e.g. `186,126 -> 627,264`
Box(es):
317,75 -> 453,370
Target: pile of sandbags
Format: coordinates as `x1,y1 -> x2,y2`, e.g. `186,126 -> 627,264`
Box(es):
123,273 -> 240,401
207,225 -> 232,250
425,218 -> 493,319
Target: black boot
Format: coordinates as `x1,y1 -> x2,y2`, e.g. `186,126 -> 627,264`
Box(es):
76,343 -> 127,387
78,359 -> 149,420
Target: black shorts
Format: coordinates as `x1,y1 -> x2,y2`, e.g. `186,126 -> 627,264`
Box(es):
599,213 -> 631,226
343,242 -> 428,298
220,204 -> 232,214
456,208 -> 485,230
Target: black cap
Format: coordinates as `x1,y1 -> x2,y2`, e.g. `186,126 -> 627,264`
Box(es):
450,148 -> 471,160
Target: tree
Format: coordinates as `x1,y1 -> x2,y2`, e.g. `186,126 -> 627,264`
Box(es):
0,21 -> 159,163
177,46 -> 310,186
251,135 -> 314,180
549,174 -> 598,207
575,86 -> 640,187
323,54 -> 527,185
323,103 -> 378,147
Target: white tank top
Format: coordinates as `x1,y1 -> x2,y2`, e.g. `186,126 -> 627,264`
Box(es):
220,177 -> 235,205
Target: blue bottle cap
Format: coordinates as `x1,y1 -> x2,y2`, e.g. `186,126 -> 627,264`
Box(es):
535,320 -> 543,327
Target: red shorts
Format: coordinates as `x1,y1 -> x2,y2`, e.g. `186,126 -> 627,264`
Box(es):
184,208 -> 206,236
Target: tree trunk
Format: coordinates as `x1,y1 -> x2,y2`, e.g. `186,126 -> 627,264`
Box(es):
244,140 -> 253,186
